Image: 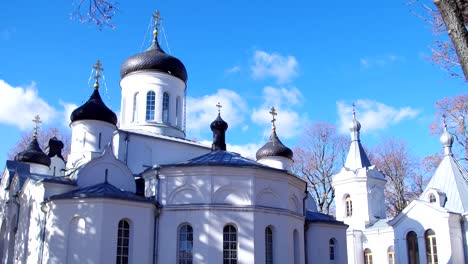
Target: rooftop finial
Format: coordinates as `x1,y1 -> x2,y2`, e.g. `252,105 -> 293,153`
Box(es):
269,107 -> 277,132
443,114 -> 448,131
32,115 -> 41,139
52,128 -> 58,138
216,102 -> 222,115
352,102 -> 356,120
152,10 -> 162,38
92,60 -> 104,90
440,113 -> 454,156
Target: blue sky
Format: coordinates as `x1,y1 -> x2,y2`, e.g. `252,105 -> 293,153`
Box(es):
0,0 -> 466,164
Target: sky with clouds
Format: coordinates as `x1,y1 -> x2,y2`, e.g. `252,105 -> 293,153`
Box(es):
0,1 -> 466,163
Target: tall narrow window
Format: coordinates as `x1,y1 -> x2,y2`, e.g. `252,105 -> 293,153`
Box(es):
98,132 -> 102,149
364,248 -> 373,264
132,92 -> 139,122
162,92 -> 169,123
178,224 -> 193,264
223,225 -> 237,264
425,229 -> 437,264
116,220 -> 130,264
345,195 -> 353,217
388,246 -> 395,264
329,239 -> 336,263
429,194 -> 436,203
146,91 -> 155,120
265,226 -> 273,264
176,96 -> 181,128
407,231 -> 419,264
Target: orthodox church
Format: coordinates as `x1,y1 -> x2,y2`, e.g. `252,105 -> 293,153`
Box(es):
332,109 -> 468,264
0,11 -> 348,264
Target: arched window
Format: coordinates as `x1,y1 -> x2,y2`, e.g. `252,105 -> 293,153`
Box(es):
329,239 -> 336,263
407,231 -> 419,264
429,194 -> 436,203
388,246 -> 395,264
265,226 -> 273,264
425,229 -> 437,264
223,225 -> 237,264
178,224 -> 193,264
345,195 -> 353,217
146,91 -> 155,120
364,248 -> 373,264
132,92 -> 139,122
116,219 -> 130,264
176,96 -> 181,128
162,92 -> 169,123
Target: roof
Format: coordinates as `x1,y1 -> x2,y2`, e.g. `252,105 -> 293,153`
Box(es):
70,88 -> 117,125
365,218 -> 391,230
4,160 -> 30,189
29,174 -> 76,186
161,150 -> 285,171
117,128 -> 209,149
423,155 -> 468,214
344,139 -> 371,171
305,211 -> 346,225
256,130 -> 293,160
15,138 -> 51,166
120,37 -> 187,82
48,182 -> 154,204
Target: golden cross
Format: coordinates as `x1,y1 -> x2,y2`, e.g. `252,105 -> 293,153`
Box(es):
93,60 -> 104,82
269,107 -> 277,131
216,102 -> 222,114
152,10 -> 162,36
32,115 -> 41,139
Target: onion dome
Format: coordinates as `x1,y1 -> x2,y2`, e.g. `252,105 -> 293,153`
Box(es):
349,103 -> 361,141
70,61 -> 118,126
210,103 -> 228,151
256,107 -> 293,160
47,136 -> 65,161
440,116 -> 454,155
120,11 -> 187,82
15,115 -> 51,166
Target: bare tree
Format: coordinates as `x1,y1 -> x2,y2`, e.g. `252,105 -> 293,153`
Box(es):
8,128 -> 71,161
430,94 -> 468,161
292,123 -> 348,215
370,138 -> 424,217
71,0 -> 118,30
410,0 -> 468,80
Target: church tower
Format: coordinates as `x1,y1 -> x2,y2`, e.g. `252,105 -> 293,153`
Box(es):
332,105 -> 386,230
119,10 -> 187,138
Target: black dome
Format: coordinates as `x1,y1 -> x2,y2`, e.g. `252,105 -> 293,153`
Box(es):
120,39 -> 187,82
210,114 -> 228,131
15,138 -> 51,166
47,136 -> 65,161
70,88 -> 117,125
256,131 -> 293,160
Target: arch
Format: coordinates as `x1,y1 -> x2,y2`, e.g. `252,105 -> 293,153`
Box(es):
388,246 -> 395,264
425,229 -> 437,264
293,229 -> 300,264
329,238 -> 337,263
265,226 -> 273,264
223,224 -> 237,264
116,219 -> 131,264
132,92 -> 139,122
364,248 -> 373,264
289,194 -> 300,213
345,194 -> 352,217
146,91 -> 155,120
162,92 -> 170,123
67,217 -> 86,264
177,223 -> 193,263
168,185 -> 204,204
256,187 -> 280,208
214,186 -> 250,205
406,231 -> 419,264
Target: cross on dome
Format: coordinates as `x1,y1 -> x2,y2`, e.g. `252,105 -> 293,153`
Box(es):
52,128 -> 59,138
352,102 -> 356,119
269,107 -> 277,131
32,115 -> 41,139
216,102 -> 222,114
152,10 -> 162,37
92,60 -> 104,89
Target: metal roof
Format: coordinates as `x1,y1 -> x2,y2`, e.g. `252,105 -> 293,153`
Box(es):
305,211 -> 346,225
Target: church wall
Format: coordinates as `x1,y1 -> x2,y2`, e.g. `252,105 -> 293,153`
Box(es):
346,230 -> 363,264
306,222 -> 348,264
362,227 -> 394,264
43,199 -> 155,264
448,213 -> 466,263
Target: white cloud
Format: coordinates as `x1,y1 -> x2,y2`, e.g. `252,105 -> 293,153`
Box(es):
59,101 -> 78,127
225,65 -> 241,75
251,50 -> 298,84
0,80 -> 58,130
336,100 -> 420,134
359,54 -> 404,70
251,86 -> 304,139
186,89 -> 248,137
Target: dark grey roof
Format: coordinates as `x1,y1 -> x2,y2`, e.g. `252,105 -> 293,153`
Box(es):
161,150 -> 283,171
70,88 -> 117,125
15,138 -> 51,166
305,211 -> 346,225
49,182 -> 154,204
4,160 -> 30,189
29,174 -> 76,186
120,38 -> 187,82
46,137 -> 65,161
256,131 -> 293,160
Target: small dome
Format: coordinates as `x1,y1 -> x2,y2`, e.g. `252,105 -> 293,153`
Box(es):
120,39 -> 187,82
47,136 -> 65,160
70,88 -> 117,125
440,129 -> 454,148
350,118 -> 361,132
256,131 -> 293,160
15,138 -> 51,166
210,114 -> 228,131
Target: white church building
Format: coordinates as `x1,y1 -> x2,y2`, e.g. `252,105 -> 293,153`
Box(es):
332,109 -> 468,264
0,11 -> 349,264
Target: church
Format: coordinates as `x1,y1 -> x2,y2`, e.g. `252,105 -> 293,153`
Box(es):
0,10 -> 347,264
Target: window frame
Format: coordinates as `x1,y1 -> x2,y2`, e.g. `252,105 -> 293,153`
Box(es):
177,223 -> 193,264
407,231 -> 419,264
265,226 -> 273,264
146,91 -> 155,121
223,224 -> 238,264
425,229 -> 438,264
329,238 -> 336,263
364,248 -> 373,264
162,92 -> 170,123
345,195 -> 353,217
132,92 -> 139,122
116,219 -> 130,264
